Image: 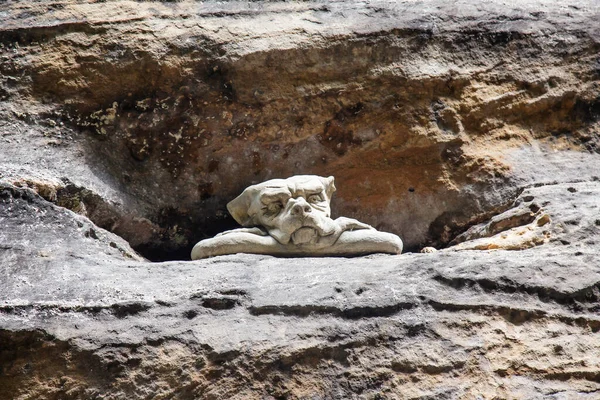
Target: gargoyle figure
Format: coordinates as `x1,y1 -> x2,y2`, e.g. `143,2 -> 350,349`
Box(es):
191,175 -> 403,259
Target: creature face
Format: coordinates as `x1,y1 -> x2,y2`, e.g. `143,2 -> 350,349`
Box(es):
227,175 -> 338,245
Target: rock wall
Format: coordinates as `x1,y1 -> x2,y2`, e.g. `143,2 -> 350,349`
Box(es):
2,0 -> 599,259
1,1 -> 600,399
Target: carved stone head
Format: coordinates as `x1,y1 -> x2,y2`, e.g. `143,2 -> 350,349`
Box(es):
227,175 -> 338,245
191,174 -> 403,259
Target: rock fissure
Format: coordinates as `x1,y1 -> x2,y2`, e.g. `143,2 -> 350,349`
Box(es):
247,302 -> 416,320
433,274 -> 600,312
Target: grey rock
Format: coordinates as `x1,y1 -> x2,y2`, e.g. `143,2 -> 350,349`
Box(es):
2,173 -> 600,398
1,0 -> 599,258
1,0 -> 600,398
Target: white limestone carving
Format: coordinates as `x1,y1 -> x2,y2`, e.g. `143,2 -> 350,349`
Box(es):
191,175 -> 403,259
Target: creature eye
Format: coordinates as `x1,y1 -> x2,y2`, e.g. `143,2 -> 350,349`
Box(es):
307,194 -> 323,203
264,201 -> 283,216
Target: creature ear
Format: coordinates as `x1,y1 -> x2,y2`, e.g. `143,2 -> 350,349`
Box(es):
324,176 -> 336,199
227,189 -> 255,226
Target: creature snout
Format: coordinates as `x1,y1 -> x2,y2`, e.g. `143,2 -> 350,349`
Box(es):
289,198 -> 312,217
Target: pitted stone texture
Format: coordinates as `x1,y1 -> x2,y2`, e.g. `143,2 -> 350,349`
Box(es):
1,0 -> 599,259
1,1 -> 600,397
2,177 -> 600,399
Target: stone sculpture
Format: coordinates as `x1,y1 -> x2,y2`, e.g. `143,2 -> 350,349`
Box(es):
191,175 -> 403,259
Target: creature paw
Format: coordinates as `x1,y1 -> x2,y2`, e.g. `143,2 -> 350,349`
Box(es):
216,227 -> 268,237
335,217 -> 374,231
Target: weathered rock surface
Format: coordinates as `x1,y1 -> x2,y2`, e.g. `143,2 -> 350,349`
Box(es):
1,0 -> 599,259
2,172 -> 600,399
1,0 -> 600,399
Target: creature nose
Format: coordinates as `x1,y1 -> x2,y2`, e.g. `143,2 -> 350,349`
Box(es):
291,200 -> 312,216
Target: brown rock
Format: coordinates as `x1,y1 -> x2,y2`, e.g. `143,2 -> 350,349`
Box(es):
1,1 -> 600,398
1,0 -> 599,259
